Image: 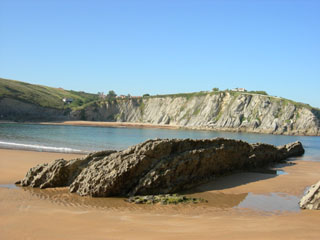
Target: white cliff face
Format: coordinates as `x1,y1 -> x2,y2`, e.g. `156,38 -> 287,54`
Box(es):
71,92 -> 320,136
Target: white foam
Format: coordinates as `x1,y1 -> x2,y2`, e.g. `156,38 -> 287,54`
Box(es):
0,141 -> 88,154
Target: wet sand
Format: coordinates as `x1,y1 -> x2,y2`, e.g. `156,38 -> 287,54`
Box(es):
1,149 -> 320,239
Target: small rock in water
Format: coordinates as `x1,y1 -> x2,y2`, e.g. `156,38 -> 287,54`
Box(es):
125,194 -> 208,205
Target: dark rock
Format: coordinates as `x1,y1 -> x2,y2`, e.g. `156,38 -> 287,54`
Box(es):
246,141 -> 304,168
69,138 -> 253,197
17,138 -> 304,197
278,141 -> 305,158
126,194 -> 207,205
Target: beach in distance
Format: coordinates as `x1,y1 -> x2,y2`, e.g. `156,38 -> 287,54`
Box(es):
1,147 -> 320,240
39,120 -> 181,129
2,0 -> 320,239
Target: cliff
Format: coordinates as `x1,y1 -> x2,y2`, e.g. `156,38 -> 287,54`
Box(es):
1,78 -> 319,135
71,92 -> 320,136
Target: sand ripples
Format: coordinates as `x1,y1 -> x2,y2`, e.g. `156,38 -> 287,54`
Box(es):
16,186 -> 252,215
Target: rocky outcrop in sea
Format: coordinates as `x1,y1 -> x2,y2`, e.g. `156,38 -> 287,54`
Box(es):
17,138 -> 304,197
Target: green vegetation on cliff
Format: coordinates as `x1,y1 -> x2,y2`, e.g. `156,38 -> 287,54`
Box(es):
0,78 -> 98,110
146,90 -> 319,114
1,78 -> 319,135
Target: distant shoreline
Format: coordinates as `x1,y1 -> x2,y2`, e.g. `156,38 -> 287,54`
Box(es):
0,120 -> 181,130
37,120 -> 181,130
1,120 -> 319,136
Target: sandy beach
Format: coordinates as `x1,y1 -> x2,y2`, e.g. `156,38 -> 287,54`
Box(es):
1,149 -> 320,240
31,120 -> 318,136
38,120 -> 181,130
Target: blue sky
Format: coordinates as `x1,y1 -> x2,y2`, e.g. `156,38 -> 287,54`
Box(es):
0,0 -> 319,107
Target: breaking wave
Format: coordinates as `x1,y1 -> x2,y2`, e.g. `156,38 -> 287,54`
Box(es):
0,141 -> 88,154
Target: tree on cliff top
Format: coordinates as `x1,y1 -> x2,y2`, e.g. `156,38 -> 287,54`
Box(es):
107,90 -> 117,98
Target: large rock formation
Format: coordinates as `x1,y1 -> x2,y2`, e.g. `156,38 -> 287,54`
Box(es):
70,92 -> 320,136
299,181 -> 320,210
17,138 -> 304,197
2,78 -> 319,135
17,150 -> 116,188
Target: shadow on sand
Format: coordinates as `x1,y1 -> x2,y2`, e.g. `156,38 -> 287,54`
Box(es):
185,162 -> 296,194
181,162 -> 300,212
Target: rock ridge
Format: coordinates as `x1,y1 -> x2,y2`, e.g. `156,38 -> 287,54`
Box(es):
17,138 -> 305,197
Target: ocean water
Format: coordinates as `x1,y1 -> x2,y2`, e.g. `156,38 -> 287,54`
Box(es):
0,123 -> 319,160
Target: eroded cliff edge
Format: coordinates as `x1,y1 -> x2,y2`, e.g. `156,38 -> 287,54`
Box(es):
17,138 -> 305,197
2,87 -> 320,135
70,92 -> 320,136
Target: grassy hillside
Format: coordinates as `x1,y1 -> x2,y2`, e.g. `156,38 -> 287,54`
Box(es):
1,77 -> 319,120
0,78 -> 98,110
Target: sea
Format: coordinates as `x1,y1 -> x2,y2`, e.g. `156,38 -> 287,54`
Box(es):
0,122 -> 319,161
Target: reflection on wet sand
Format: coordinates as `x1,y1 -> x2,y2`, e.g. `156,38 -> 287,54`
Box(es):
237,192 -> 300,212
20,187 -> 129,210
0,184 -> 18,189
19,186 -> 301,213
13,162 -> 301,214
20,186 -> 249,211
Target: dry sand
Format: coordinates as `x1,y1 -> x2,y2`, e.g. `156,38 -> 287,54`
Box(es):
0,149 -> 320,240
